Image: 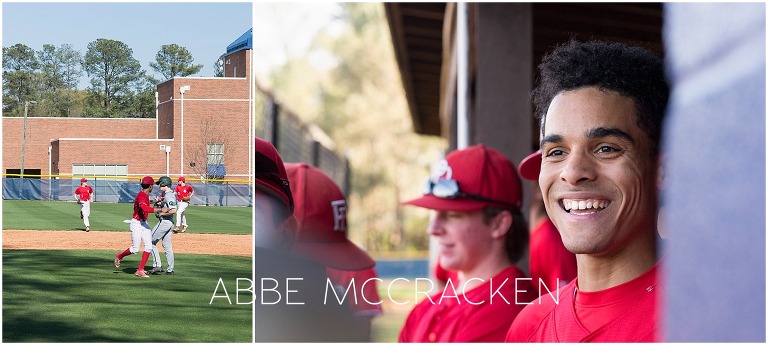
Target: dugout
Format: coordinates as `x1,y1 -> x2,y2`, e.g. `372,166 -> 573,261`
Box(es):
385,3 -> 765,342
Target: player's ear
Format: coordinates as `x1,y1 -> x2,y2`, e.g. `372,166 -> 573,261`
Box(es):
489,210 -> 512,239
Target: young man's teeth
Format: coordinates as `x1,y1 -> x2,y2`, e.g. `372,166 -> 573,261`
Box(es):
564,199 -> 609,211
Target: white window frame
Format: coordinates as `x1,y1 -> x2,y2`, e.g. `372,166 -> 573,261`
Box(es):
207,143 -> 224,165
72,164 -> 128,177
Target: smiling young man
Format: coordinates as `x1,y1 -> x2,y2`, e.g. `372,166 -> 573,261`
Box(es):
399,144 -> 535,342
506,40 -> 669,342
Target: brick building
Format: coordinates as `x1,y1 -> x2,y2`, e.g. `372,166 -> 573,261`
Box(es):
2,28 -> 253,183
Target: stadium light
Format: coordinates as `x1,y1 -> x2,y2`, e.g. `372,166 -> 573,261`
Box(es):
20,100 -> 38,179
162,145 -> 171,175
180,86 -> 190,176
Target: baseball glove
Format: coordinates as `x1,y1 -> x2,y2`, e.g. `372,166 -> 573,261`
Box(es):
155,207 -> 169,218
182,196 -> 191,202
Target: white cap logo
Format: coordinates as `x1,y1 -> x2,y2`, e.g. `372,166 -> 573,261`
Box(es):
331,200 -> 347,231
430,159 -> 452,183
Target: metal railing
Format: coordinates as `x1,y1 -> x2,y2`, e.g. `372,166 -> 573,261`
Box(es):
255,83 -> 350,194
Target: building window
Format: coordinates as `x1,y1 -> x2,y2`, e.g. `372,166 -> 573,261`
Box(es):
73,164 -> 128,177
207,143 -> 224,165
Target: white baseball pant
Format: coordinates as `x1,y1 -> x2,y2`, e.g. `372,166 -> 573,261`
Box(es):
129,218 -> 152,253
176,201 -> 189,228
80,200 -> 91,227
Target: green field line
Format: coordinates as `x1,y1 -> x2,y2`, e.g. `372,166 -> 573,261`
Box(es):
2,200 -> 252,234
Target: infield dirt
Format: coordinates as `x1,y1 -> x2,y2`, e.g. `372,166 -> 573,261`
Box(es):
2,230 -> 251,257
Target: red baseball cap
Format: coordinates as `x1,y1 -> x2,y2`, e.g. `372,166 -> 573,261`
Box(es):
80,178 -> 87,183
402,144 -> 523,211
141,176 -> 155,185
285,163 -> 375,271
518,150 -> 542,181
255,137 -> 293,212
178,176 -> 186,182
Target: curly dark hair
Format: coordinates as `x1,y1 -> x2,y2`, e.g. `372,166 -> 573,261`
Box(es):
532,40 -> 669,155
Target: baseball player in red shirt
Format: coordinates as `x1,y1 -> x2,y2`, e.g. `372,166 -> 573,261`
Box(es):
74,178 -> 94,232
114,176 -> 163,278
285,163 -> 383,341
505,40 -> 668,342
174,176 -> 194,233
399,144 -> 536,342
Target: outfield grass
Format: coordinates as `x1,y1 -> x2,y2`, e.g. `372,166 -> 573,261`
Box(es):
3,249 -> 252,342
2,200 -> 251,234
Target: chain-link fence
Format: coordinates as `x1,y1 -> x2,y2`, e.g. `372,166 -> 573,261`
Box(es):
2,177 -> 251,206
255,84 -> 350,194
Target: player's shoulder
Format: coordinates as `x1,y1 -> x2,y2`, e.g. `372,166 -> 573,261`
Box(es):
506,300 -> 552,342
518,291 -> 559,320
409,289 -> 443,315
506,280 -> 572,342
166,193 -> 178,204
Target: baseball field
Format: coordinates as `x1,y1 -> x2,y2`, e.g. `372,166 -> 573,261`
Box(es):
2,200 -> 253,342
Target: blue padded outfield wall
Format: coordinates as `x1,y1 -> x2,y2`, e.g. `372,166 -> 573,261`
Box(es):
2,178 -> 252,207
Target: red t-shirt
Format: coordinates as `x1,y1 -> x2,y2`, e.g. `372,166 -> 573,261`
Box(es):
75,186 -> 93,202
132,190 -> 155,221
175,184 -> 194,200
529,219 -> 577,295
399,265 -> 537,343
505,261 -> 663,342
326,267 -> 383,317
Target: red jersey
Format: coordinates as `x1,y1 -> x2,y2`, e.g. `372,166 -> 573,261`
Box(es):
506,261 -> 663,342
529,219 -> 577,295
75,186 -> 93,202
132,190 -> 155,221
175,184 -> 194,200
399,265 -> 536,343
326,267 -> 383,317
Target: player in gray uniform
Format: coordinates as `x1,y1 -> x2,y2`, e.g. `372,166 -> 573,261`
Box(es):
149,176 -> 178,275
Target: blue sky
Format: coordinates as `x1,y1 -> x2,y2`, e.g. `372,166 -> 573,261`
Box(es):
2,2 -> 252,88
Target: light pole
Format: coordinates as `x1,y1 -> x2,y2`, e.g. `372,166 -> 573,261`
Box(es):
161,145 -> 171,175
20,100 -> 37,179
179,85 -> 190,176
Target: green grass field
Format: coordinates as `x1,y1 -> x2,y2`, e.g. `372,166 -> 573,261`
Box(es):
3,249 -> 252,342
2,200 -> 251,234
